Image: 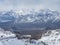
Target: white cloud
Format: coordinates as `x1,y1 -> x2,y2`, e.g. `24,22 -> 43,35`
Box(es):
0,0 -> 60,11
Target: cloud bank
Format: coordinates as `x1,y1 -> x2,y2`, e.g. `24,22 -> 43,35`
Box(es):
0,0 -> 60,11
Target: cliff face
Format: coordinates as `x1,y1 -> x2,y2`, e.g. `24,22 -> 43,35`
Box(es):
14,29 -> 47,40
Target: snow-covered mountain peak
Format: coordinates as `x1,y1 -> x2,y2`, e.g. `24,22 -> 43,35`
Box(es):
0,9 -> 60,30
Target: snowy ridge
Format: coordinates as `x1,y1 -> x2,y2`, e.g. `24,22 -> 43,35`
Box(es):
0,29 -> 60,45
0,9 -> 60,23
0,9 -> 60,30
0,28 -> 16,40
38,30 -> 60,45
14,9 -> 60,23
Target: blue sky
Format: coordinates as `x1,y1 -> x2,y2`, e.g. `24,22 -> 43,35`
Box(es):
0,0 -> 60,12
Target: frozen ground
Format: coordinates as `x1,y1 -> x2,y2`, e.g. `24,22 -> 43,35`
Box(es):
0,29 -> 60,45
38,30 -> 60,45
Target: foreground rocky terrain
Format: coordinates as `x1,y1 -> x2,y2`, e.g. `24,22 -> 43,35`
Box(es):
0,28 -> 60,45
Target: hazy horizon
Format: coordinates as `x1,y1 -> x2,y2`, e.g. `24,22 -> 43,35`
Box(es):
0,0 -> 60,12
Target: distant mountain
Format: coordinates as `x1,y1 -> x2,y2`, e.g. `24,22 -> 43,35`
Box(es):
0,9 -> 60,30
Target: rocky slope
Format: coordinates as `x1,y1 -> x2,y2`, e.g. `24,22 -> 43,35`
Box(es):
0,28 -> 60,45
38,30 -> 60,45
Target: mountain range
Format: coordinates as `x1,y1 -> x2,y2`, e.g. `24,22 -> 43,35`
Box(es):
0,9 -> 60,30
